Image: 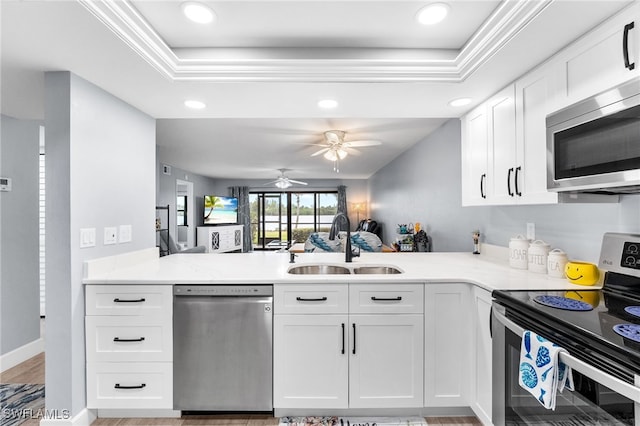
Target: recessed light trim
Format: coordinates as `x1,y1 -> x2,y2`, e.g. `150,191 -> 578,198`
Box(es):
449,97 -> 472,107
416,3 -> 450,25
184,100 -> 206,109
182,2 -> 215,24
317,99 -> 338,109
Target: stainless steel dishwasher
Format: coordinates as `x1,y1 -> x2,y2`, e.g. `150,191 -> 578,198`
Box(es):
173,284 -> 273,412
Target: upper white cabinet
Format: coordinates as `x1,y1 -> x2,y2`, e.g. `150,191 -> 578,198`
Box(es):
487,86 -> 517,205
461,104 -> 490,205
555,2 -> 639,107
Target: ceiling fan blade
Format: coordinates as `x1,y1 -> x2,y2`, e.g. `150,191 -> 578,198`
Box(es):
288,179 -> 308,185
344,147 -> 362,156
311,147 -> 330,157
344,140 -> 382,147
263,180 -> 280,186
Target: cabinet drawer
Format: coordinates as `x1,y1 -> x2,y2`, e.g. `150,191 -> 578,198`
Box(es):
86,316 -> 172,363
274,284 -> 348,314
87,362 -> 173,409
86,285 -> 172,316
349,284 -> 424,314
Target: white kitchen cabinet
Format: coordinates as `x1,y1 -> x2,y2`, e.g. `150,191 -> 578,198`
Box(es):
274,314 -> 349,409
423,284 -> 471,408
85,285 -> 173,409
273,283 -> 424,410
461,103 -> 489,206
488,86 -> 517,204
196,225 -> 243,253
554,2 -> 639,108
470,286 -> 493,425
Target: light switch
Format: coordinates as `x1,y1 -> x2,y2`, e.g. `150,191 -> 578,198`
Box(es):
119,225 -> 132,243
104,227 -> 118,245
80,228 -> 96,248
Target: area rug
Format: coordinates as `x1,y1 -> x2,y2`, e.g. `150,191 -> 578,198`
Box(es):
279,417 -> 428,426
0,383 -> 45,426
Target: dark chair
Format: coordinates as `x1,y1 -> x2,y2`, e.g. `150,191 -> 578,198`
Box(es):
356,219 -> 382,238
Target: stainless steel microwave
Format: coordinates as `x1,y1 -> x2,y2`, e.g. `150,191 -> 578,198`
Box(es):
546,78 -> 640,194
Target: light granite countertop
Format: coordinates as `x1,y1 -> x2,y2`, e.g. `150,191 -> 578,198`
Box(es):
83,245 -> 601,293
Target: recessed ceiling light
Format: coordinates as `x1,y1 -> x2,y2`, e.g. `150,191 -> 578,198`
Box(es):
317,99 -> 338,109
416,3 -> 450,25
184,100 -> 206,109
181,2 -> 215,24
449,97 -> 472,107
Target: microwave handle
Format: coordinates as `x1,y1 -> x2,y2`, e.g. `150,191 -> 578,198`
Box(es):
492,306 -> 640,403
623,22 -> 635,71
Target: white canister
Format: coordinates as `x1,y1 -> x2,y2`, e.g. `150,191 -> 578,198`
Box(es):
509,235 -> 530,269
547,248 -> 569,278
528,240 -> 551,273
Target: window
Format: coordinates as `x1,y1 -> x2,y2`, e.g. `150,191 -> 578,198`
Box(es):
250,191 -> 338,250
176,195 -> 187,226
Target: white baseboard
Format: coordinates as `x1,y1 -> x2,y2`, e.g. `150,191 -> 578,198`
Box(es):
39,408 -> 96,426
96,409 -> 181,418
0,337 -> 44,372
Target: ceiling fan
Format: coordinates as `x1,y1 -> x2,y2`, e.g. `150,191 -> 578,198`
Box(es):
311,130 -> 382,172
264,169 -> 308,189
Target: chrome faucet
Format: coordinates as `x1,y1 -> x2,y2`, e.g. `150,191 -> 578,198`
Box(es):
329,212 -> 360,263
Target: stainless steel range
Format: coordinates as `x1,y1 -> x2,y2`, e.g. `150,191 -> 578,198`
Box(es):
492,232 -> 640,425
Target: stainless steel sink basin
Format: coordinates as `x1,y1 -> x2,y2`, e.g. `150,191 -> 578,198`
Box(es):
352,266 -> 403,274
287,264 -> 351,275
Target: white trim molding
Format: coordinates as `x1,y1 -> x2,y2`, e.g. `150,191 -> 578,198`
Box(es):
78,0 -> 552,83
39,408 -> 97,426
0,338 -> 44,372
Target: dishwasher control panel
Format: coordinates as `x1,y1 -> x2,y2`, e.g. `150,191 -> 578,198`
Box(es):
174,284 -> 273,297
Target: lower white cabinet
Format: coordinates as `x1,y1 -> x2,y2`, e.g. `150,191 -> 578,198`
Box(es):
85,285 -> 173,410
471,286 -> 493,425
273,283 -> 424,410
423,284 -> 471,407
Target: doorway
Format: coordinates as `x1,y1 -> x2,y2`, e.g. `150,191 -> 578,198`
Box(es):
175,180 -> 194,249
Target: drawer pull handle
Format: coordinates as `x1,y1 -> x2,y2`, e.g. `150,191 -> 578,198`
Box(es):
371,296 -> 402,301
114,383 -> 146,390
113,298 -> 146,303
113,337 -> 145,342
296,297 -> 328,302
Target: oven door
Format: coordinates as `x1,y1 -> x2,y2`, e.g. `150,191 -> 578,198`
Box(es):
492,303 -> 640,425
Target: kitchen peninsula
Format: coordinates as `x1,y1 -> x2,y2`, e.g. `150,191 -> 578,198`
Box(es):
83,247 -> 595,424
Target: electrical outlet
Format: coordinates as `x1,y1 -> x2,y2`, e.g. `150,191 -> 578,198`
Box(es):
119,225 -> 132,243
80,228 -> 96,248
104,227 -> 118,245
526,223 -> 535,240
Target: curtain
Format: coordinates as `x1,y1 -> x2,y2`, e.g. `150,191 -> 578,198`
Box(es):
336,185 -> 349,231
229,186 -> 252,252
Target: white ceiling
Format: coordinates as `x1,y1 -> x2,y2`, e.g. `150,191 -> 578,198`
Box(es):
0,0 -> 633,180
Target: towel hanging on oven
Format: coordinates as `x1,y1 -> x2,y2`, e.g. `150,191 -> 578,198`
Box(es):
518,330 -> 574,410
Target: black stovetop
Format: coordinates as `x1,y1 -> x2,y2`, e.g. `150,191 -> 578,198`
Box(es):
493,271 -> 640,381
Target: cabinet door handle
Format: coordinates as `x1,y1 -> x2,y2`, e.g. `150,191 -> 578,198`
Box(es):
341,323 -> 345,355
515,166 -> 522,196
480,174 -> 486,199
113,298 -> 146,303
296,296 -> 328,302
352,323 -> 357,355
623,22 -> 635,70
507,167 -> 514,196
371,296 -> 402,301
113,337 -> 145,342
114,383 -> 146,390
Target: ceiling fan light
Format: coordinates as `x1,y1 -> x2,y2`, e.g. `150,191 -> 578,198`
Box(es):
416,3 -> 450,25
182,2 -> 215,24
337,148 -> 348,159
275,180 -> 291,189
324,150 -> 338,161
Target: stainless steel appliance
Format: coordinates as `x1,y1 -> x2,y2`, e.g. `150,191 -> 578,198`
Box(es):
492,233 -> 640,425
173,284 -> 273,412
546,78 -> 640,194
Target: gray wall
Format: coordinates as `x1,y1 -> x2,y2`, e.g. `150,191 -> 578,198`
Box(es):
369,119 -> 640,262
0,115 -> 41,355
45,72 -> 156,415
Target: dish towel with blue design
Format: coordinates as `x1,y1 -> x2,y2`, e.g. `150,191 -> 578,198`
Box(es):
519,330 -> 574,410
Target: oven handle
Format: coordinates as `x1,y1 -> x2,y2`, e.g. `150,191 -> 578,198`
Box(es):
493,307 -> 640,403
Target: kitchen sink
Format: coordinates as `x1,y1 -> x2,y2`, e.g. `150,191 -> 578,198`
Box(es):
287,264 -> 351,275
353,266 -> 403,274
287,264 -> 403,275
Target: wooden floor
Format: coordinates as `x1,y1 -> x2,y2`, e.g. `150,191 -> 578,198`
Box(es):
1,354 -> 481,426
